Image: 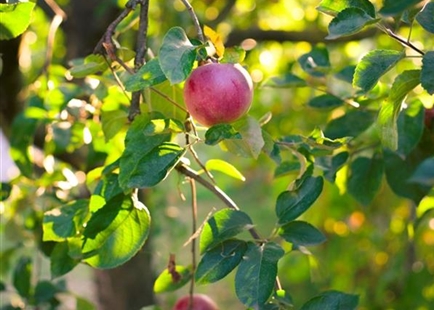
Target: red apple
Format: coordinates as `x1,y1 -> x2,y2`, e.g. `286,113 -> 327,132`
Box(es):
172,294 -> 218,310
183,63 -> 253,127
424,107 -> 434,129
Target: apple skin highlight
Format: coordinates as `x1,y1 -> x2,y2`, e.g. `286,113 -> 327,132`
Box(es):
184,63 -> 253,127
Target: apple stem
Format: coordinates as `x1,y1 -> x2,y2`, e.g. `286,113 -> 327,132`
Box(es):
179,0 -> 206,42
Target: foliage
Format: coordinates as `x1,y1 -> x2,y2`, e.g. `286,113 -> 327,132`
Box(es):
1,0 -> 434,309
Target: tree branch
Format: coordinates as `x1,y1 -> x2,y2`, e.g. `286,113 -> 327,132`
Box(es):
179,0 -> 205,42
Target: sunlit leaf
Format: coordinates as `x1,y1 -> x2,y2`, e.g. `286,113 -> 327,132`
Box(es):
276,176 -> 324,225
300,290 -> 359,310
316,0 -> 376,17
205,159 -> 245,181
377,70 -> 421,150
347,154 -> 384,206
0,2 -> 36,40
195,239 -> 247,284
43,200 -> 90,242
204,25 -> 225,58
379,0 -> 423,16
235,242 -> 284,308
124,58 -> 167,92
220,46 -> 246,64
326,8 -> 378,40
279,221 -> 326,248
262,73 -> 307,88
421,51 -> 434,95
416,2 -> 434,33
308,94 -> 344,109
353,49 -> 405,92
154,265 -> 192,293
143,118 -> 184,135
159,27 -> 197,84
200,209 -> 253,253
101,109 -> 128,142
69,54 -> 108,78
82,194 -> 151,269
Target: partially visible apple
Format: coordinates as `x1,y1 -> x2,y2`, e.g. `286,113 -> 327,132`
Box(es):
172,294 -> 218,310
424,107 -> 434,129
183,63 -> 253,127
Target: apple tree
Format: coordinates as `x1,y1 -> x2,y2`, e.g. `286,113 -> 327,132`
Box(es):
1,0 -> 434,309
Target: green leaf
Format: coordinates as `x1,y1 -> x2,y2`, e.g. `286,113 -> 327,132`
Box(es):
262,73 -> 307,88
69,54 -> 108,78
276,176 -> 324,225
421,51 -> 434,95
0,282 -> 5,292
153,265 -> 192,293
416,3 -> 434,33
324,110 -> 376,139
94,173 -> 125,201
0,183 -> 12,201
204,123 -> 242,145
195,239 -> 247,284
221,116 -> 265,159
0,2 -> 36,40
377,70 -> 421,150
335,65 -> 356,83
396,99 -> 424,156
308,94 -> 344,109
274,160 -> 301,178
379,0 -> 423,16
143,118 -> 185,135
353,49 -> 405,93
298,46 -> 331,77
347,154 -> 384,206
220,46 -> 246,64
279,221 -> 326,248
43,200 -> 90,242
409,157 -> 434,186
101,109 -> 128,142
13,257 -> 32,298
50,242 -> 80,278
124,58 -> 167,92
205,159 -> 245,181
159,27 -> 197,84
317,151 -> 349,182
326,8 -> 378,40
119,114 -> 186,190
235,242 -> 285,308
316,0 -> 376,17
82,194 -> 151,269
34,281 -> 60,304
200,209 -> 253,253
300,290 -> 359,310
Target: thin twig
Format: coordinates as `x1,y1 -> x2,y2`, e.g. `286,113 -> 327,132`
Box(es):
179,0 -> 205,42
150,87 -> 188,113
175,164 -> 262,241
188,177 -> 198,308
378,24 -> 425,56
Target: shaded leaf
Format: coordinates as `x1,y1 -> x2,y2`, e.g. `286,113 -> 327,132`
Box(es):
50,242 -> 80,278
13,257 -> 32,298
195,239 -> 247,284
379,0 -> 423,16
262,73 -> 307,88
416,2 -> 434,33
316,151 -> 349,182
205,123 -> 242,145
300,290 -> 359,310
200,209 -> 253,253
205,159 -> 245,181
34,281 -> 60,304
274,160 -> 301,178
276,176 -> 324,225
421,51 -> 434,95
154,265 -> 192,293
347,154 -> 384,206
409,157 -> 434,186
0,183 -> 12,201
124,58 -> 167,92
324,110 -> 376,139
298,46 -> 331,77
101,109 -> 128,142
69,54 -> 108,78
82,194 -> 151,269
316,0 -> 376,18
0,2 -> 36,40
335,65 -> 356,83
326,8 -> 378,40
235,242 -> 285,308
220,46 -> 246,64
396,99 -> 425,156
377,70 -> 421,150
279,221 -> 326,248
353,49 -> 405,92
159,27 -> 197,84
308,94 -> 344,109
